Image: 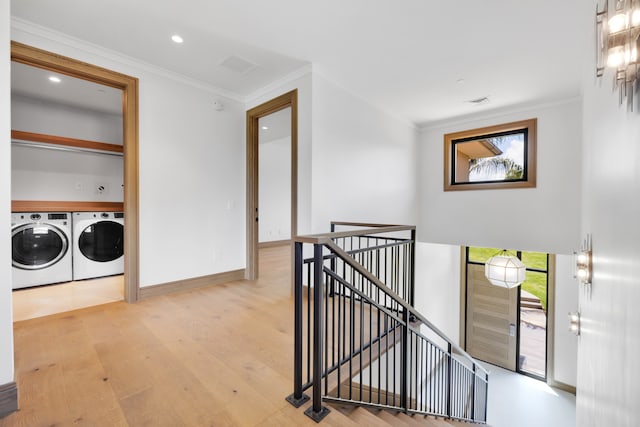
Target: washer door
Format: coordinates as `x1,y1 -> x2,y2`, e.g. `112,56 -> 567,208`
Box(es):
12,224 -> 69,270
78,220 -> 124,262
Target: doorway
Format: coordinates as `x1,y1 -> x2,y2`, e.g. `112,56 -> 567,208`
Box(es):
464,247 -> 554,381
245,90 -> 298,280
258,107 -> 292,247
10,42 -> 139,305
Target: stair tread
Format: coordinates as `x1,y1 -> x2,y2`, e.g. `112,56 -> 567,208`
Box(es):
375,409 -> 414,426
348,407 -> 394,427
395,412 -> 429,426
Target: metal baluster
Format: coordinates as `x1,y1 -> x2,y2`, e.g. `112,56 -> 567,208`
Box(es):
286,242 -> 310,407
400,307 -> 409,412
304,244 -> 330,422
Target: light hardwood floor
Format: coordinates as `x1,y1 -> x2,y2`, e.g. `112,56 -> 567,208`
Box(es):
12,275 -> 124,322
0,246 -> 369,427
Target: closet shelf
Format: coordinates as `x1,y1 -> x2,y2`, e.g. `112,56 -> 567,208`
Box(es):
12,200 -> 124,213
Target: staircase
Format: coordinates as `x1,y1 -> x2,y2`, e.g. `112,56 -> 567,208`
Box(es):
287,222 -> 489,425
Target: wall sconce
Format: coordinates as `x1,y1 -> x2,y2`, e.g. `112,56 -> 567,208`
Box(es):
485,251 -> 526,288
596,0 -> 640,109
568,311 -> 581,336
574,235 -> 593,287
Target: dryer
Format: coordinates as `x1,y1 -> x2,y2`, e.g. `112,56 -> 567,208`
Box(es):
73,212 -> 124,281
11,212 -> 73,289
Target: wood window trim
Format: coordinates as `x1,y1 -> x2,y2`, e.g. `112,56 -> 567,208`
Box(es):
11,41 -> 140,303
444,118 -> 537,191
11,130 -> 123,153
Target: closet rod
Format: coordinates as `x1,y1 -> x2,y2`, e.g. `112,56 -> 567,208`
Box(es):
11,139 -> 124,158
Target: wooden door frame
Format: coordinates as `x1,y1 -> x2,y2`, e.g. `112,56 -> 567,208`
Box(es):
245,90 -> 298,280
11,41 -> 140,302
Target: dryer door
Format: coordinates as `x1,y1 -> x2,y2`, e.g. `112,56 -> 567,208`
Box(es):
77,221 -> 124,262
12,224 -> 69,270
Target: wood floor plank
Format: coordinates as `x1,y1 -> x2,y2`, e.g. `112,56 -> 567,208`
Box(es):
1,246 -> 481,427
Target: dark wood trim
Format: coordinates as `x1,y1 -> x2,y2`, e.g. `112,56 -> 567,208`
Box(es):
12,200 -> 124,212
258,239 -> 291,249
139,269 -> 246,300
0,381 -> 18,419
246,90 -> 298,280
12,41 -> 140,303
11,130 -> 123,153
444,118 -> 537,192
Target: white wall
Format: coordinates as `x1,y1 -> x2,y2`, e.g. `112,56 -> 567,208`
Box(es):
11,24 -> 246,288
12,94 -> 123,144
311,74 -> 417,231
259,136 -> 291,242
0,0 -> 15,386
577,1 -> 640,425
12,145 -> 123,202
418,100 -> 582,255
414,242 -> 461,345
554,254 -> 578,387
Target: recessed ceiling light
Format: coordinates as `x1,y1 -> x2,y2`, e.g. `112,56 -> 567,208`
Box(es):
48,76 -> 61,83
261,126 -> 269,130
171,34 -> 184,44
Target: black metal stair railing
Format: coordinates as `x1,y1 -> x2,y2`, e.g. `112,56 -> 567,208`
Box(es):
286,222 -> 489,424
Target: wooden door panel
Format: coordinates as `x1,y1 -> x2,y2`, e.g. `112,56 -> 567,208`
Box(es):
466,264 -> 518,371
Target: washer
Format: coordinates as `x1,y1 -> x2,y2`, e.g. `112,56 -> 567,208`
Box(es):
73,212 -> 124,281
11,212 -> 73,289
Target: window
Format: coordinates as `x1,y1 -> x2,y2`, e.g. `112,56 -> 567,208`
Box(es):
444,119 -> 537,191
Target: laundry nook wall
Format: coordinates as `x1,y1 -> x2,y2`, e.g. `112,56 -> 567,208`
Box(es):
10,94 -> 123,203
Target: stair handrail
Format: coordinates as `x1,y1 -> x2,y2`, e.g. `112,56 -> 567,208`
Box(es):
292,224 -> 483,372
323,240 -> 488,377
287,222 -> 488,424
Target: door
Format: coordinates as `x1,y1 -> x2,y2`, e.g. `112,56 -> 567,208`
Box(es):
465,264 -> 518,371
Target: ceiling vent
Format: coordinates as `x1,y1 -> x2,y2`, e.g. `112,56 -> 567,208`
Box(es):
219,55 -> 257,74
467,96 -> 490,106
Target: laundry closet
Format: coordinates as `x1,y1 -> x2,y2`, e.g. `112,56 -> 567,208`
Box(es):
10,61 -> 125,320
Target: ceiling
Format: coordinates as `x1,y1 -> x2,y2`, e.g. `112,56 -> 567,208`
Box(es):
259,107 -> 291,144
11,0 -> 585,126
11,61 -> 123,115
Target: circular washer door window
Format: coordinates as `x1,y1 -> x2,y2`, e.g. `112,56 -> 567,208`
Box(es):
78,221 -> 124,262
12,224 -> 69,270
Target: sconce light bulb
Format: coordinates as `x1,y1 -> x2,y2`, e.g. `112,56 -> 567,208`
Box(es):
607,46 -> 625,67
577,253 -> 588,264
609,13 -> 628,32
577,268 -> 588,279
632,8 -> 640,26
